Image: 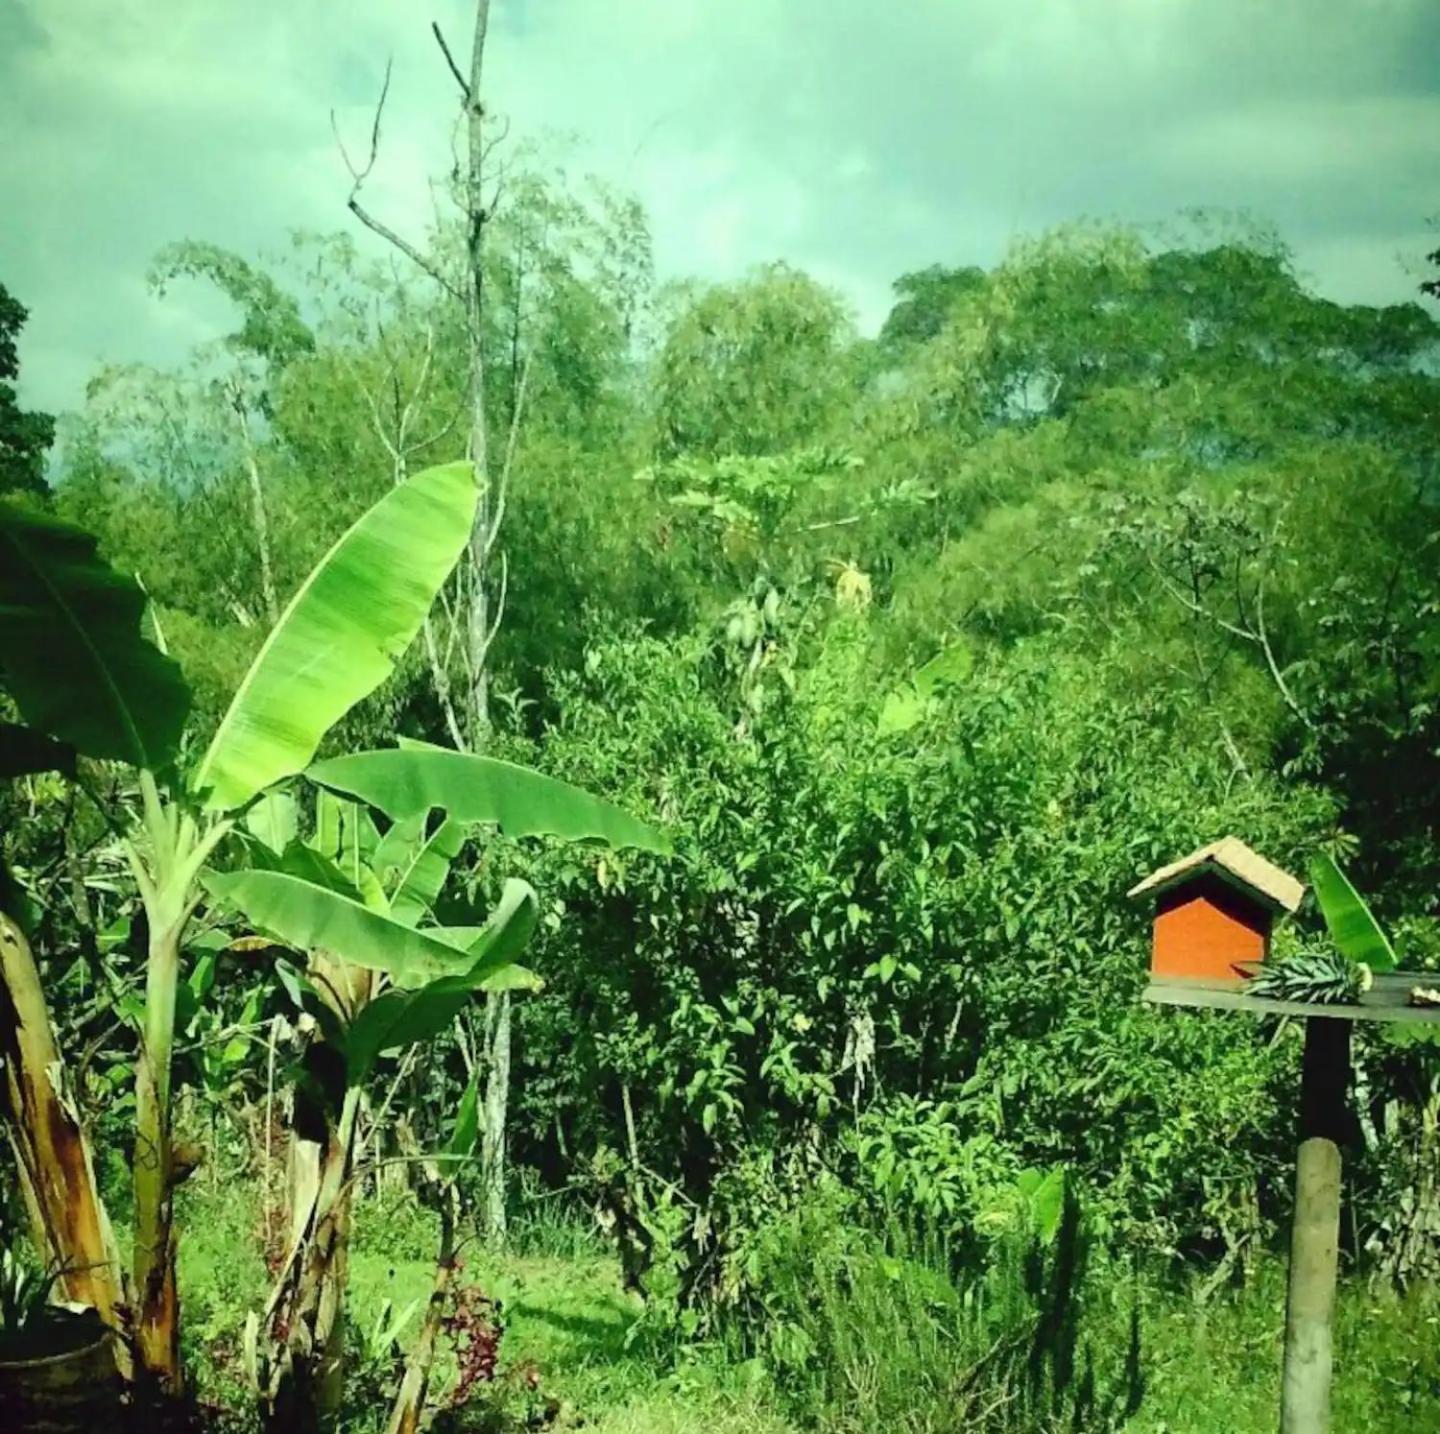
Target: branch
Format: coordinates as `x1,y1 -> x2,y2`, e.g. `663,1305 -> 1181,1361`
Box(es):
346,196 -> 462,302
1150,558 -> 1257,645
423,615 -> 468,752
1255,548 -> 1314,732
430,21 -> 471,101
332,59 -> 463,303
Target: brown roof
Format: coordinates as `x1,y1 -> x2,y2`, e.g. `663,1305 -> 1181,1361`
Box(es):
1126,836 -> 1305,914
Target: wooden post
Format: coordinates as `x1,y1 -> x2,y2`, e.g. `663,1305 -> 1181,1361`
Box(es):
1281,1017 -> 1350,1433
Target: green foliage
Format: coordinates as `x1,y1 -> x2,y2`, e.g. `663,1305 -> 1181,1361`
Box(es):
0,498 -> 191,770
192,460 -> 478,809
653,263 -> 854,457
1310,852 -> 1397,972
0,283 -> 54,501
0,1248 -> 58,1337
11,194 -> 1440,1424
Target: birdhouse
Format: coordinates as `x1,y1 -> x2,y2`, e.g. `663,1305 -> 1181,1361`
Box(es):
1128,837 -> 1304,984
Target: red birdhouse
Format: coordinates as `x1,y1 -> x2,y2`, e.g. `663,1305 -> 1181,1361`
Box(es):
1128,837 -> 1304,984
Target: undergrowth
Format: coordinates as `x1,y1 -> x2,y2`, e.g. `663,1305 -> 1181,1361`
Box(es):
166,1173 -> 1440,1433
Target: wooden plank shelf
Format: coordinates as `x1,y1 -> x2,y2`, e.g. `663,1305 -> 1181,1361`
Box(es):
1143,971 -> 1440,1024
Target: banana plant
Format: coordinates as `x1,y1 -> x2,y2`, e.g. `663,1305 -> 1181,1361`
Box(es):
212,758 -> 669,1431
0,462 -> 479,1389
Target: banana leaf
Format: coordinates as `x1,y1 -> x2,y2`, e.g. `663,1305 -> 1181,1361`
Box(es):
1309,852 -> 1396,973
343,880 -> 539,1081
191,461 -> 476,811
308,747 -> 671,854
0,500 -> 189,769
0,723 -> 76,778
373,811 -> 465,926
202,867 -> 489,986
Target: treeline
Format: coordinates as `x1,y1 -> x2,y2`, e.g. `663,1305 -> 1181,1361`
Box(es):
5,171 -> 1440,1321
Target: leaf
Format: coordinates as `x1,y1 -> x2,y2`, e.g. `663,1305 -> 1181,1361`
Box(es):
373,811 -> 465,926
913,642 -> 973,698
1310,852 -> 1396,973
1026,1166 -> 1067,1246
0,500 -> 190,768
0,724 -> 76,778
877,641 -> 972,736
244,791 -> 298,854
308,793 -> 384,907
191,461 -> 477,811
404,879 -> 541,986
247,837 -> 362,903
202,868 -> 484,986
443,1076 -> 482,1170
342,880 -> 539,1080
308,747 -> 671,854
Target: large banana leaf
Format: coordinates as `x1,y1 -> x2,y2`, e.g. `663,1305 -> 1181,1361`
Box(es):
0,500 -> 190,769
0,724 -> 76,778
203,868 -> 488,986
190,462 -> 477,811
343,879 -> 539,1081
1310,852 -> 1396,972
308,747 -> 671,854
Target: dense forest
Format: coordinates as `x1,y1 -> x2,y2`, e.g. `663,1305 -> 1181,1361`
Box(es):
3,9 -> 1440,1433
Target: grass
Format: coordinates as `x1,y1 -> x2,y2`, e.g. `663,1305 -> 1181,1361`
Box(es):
176,1177 -> 799,1432
171,1176 -> 1440,1432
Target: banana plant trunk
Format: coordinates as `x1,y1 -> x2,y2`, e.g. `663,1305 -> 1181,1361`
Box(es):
257,954 -> 371,1431
384,1184 -> 459,1434
0,913 -> 129,1353
131,916 -> 185,1389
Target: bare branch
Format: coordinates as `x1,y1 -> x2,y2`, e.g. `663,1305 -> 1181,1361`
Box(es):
1255,535 -> 1314,732
430,21 -> 471,101
331,57 -> 392,188
423,615 -> 468,751
1149,557 -> 1257,645
347,197 -> 463,301
480,115 -> 511,170
332,59 -> 464,302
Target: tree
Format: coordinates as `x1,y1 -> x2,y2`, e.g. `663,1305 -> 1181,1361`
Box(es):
1,462 -> 478,1390
0,283 -> 55,500
149,242 -> 317,625
653,262 -> 853,458
876,263 -> 986,353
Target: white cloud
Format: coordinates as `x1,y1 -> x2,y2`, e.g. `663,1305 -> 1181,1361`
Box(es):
3,0 -> 1436,416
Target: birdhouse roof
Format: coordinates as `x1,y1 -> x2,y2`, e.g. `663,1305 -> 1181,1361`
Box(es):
1126,836 -> 1304,914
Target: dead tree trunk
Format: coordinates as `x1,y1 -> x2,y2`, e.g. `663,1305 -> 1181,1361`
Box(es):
0,913 -> 129,1360
254,952 -> 372,1432
341,0 -> 513,1264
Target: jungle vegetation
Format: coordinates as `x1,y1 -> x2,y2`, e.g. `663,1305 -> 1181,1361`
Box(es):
2,18 -> 1439,1432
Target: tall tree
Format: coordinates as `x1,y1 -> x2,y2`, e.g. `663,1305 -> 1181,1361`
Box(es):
336,0 -> 517,1249
0,283 -> 55,500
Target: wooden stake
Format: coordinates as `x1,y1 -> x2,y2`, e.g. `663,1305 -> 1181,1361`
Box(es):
1281,1017 -> 1350,1433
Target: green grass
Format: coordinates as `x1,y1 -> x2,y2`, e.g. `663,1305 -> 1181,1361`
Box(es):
176,1178 -> 798,1432
172,1178 -> 1440,1433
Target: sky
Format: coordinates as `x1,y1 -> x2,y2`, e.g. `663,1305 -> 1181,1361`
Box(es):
3,0 -> 1437,416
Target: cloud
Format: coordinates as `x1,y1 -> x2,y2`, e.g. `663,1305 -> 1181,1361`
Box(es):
2,0 -> 1436,416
